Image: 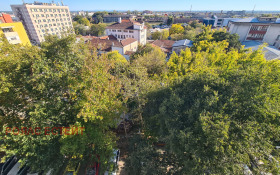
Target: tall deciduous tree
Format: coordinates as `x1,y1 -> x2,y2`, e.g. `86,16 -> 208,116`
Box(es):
0,35 -> 123,173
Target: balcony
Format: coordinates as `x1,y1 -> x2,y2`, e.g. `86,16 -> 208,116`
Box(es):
4,32 -> 22,44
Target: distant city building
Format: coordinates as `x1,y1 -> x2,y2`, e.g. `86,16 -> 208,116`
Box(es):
0,13 -> 13,23
106,19 -> 147,45
78,10 -> 85,16
203,15 -> 218,27
0,22 -> 31,45
143,10 -> 153,14
226,10 -> 246,16
11,1 -> 73,45
203,15 -> 240,28
103,15 -> 132,23
228,17 -> 280,49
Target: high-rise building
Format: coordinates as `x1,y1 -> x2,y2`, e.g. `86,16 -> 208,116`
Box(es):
11,1 -> 73,45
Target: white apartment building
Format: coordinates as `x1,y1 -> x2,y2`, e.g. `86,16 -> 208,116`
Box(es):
11,1 -> 73,44
228,17 -> 280,49
106,18 -> 147,45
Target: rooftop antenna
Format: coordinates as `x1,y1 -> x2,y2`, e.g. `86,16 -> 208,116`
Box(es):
190,5 -> 192,13
252,4 -> 256,14
22,0 -> 25,3
61,0 -> 64,6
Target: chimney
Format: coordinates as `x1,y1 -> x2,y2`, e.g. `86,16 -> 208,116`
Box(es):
112,42 -> 114,46
118,17 -> 122,23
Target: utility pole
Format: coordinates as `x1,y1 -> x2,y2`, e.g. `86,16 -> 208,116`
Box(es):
252,4 -> 256,14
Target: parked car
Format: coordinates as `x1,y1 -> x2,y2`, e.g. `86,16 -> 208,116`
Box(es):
0,156 -> 18,175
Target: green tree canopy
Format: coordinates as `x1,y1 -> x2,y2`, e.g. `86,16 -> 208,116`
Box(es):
0,35 -> 123,173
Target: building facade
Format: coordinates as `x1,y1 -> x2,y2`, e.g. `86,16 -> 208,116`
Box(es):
0,22 -> 31,45
105,19 -> 147,45
228,17 -> 280,49
11,1 -> 73,44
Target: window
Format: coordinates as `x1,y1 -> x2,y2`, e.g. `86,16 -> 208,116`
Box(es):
118,30 -> 121,32
276,35 -> 280,41
129,30 -> 134,33
49,9 -> 52,12
2,27 -> 13,33
51,14 -> 53,17
124,30 -> 128,32
260,25 -> 269,31
250,26 -> 258,31
112,30 -> 116,32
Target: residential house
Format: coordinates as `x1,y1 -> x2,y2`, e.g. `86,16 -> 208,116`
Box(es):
88,35 -> 138,60
172,39 -> 193,55
151,40 -> 175,57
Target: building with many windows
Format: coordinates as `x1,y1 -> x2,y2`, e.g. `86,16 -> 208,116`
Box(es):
105,18 -> 147,45
11,1 -> 73,44
228,17 -> 280,49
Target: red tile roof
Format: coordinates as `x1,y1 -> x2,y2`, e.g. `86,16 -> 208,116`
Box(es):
121,38 -> 137,46
89,35 -> 137,52
151,40 -> 175,53
106,19 -> 145,30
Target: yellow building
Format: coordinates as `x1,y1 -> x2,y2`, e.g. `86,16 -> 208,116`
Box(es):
0,22 -> 31,46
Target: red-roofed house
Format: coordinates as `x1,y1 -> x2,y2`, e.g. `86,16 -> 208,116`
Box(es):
87,35 -> 138,59
106,18 -> 147,45
0,13 -> 13,23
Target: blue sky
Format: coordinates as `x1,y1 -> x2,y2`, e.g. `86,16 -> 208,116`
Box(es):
1,0 -> 280,11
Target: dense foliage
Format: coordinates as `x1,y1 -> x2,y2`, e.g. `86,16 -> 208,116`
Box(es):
0,35 -> 123,173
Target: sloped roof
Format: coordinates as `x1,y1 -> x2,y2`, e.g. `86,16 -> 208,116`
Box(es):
106,19 -> 144,30
90,35 -> 122,51
152,40 -> 175,53
173,39 -> 193,47
121,38 -> 137,46
90,35 -> 137,51
243,41 -> 280,60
